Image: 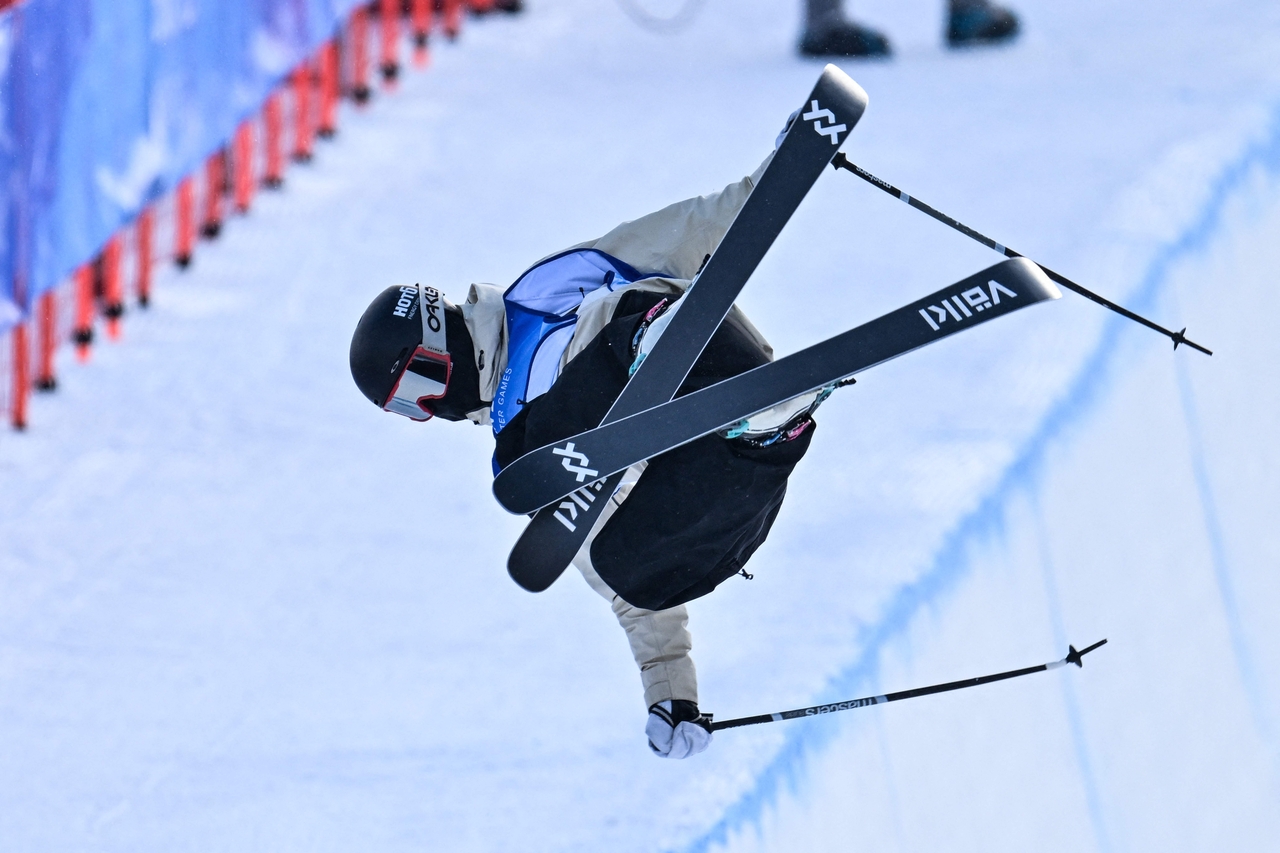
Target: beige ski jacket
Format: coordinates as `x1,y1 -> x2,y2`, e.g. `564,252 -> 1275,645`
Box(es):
457,152 -> 775,427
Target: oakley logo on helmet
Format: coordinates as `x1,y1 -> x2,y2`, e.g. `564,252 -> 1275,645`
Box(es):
552,442 -> 599,483
391,286 -> 418,319
421,286 -> 444,333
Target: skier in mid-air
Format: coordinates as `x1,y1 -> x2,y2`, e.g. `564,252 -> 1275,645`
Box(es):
349,120 -> 833,760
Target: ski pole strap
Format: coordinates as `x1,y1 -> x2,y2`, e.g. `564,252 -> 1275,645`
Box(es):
831,154 -> 1212,356
709,639 -> 1107,732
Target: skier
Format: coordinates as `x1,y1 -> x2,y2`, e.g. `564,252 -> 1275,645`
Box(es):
349,123 -> 831,760
800,0 -> 1020,57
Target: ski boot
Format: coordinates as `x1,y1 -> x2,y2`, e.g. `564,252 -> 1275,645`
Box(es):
628,296 -> 674,376
947,0 -> 1020,47
799,19 -> 891,58
720,378 -> 854,448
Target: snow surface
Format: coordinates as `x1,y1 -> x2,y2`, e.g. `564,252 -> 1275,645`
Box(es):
3,1 -> 1279,850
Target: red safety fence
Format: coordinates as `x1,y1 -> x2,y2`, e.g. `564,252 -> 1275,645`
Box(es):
3,0 -> 516,431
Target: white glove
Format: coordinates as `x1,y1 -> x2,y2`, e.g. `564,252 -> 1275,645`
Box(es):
646,700 -> 713,759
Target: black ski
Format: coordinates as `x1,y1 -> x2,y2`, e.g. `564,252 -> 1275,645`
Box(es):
494,258 -> 1060,515
504,64 -> 870,592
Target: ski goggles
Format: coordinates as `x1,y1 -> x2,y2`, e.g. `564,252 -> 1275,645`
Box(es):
383,285 -> 452,421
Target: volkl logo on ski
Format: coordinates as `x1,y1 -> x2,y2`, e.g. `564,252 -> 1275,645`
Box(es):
552,442 -> 599,483
551,481 -> 605,532
919,279 -> 1019,332
801,100 -> 847,146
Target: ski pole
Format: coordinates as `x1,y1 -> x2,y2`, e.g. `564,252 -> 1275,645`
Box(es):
710,639 -> 1107,732
831,153 -> 1211,356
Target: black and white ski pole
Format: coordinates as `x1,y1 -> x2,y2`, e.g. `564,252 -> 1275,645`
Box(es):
710,639 -> 1107,732
831,153 -> 1212,356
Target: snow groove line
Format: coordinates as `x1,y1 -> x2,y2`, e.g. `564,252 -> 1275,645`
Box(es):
1174,361 -> 1270,740
1032,496 -> 1112,853
677,103 -> 1280,853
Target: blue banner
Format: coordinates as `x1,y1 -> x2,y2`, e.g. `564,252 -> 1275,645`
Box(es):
0,0 -> 364,328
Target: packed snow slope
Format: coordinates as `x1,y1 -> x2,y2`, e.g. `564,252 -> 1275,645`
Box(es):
2,1 -> 1278,851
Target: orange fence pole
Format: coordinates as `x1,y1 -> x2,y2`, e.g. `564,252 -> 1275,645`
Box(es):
444,0 -> 462,40
73,263 -> 95,361
136,208 -> 154,308
319,41 -> 340,138
234,122 -> 255,212
412,0 -> 432,66
201,151 -> 225,238
350,6 -> 372,103
292,63 -> 314,162
36,291 -> 57,390
263,93 -> 284,188
175,176 -> 195,267
11,321 -> 30,429
103,234 -> 124,340
379,0 -> 400,83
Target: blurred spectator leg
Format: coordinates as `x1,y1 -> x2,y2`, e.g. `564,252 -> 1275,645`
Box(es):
947,0 -> 1019,47
799,0 -> 890,58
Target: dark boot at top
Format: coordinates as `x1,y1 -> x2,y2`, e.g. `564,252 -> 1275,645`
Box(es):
799,19 -> 891,58
948,0 -> 1019,47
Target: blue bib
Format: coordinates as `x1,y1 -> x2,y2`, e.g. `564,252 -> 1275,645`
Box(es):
492,249 -> 658,446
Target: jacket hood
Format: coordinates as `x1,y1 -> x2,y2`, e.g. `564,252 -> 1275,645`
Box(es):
460,282 -> 508,425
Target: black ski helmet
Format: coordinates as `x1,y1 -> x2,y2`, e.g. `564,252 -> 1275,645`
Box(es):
349,284 -> 483,421
350,284 -> 432,409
